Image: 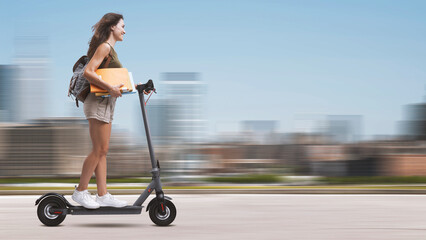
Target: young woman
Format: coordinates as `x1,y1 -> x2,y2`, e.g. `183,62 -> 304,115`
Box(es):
72,13 -> 148,208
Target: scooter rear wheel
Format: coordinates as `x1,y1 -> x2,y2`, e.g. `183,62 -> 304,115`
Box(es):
149,199 -> 176,226
37,196 -> 67,226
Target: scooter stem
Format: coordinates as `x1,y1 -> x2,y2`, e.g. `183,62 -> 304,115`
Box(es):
138,88 -> 158,170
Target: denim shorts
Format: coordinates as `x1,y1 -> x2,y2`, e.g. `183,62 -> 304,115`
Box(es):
83,93 -> 117,123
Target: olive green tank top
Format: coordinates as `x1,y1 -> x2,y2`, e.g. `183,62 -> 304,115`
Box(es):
99,42 -> 123,68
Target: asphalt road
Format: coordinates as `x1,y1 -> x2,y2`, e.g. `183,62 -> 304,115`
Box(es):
1,194 -> 426,240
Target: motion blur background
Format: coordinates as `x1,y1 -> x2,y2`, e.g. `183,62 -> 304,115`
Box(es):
0,0 -> 426,184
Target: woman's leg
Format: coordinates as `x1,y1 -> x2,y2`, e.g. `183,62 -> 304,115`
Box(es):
76,119 -> 112,193
94,121 -> 112,196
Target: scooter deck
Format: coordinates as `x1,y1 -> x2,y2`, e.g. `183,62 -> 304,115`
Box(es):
68,206 -> 143,215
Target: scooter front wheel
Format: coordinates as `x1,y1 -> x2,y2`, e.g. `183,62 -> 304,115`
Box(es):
149,199 -> 176,226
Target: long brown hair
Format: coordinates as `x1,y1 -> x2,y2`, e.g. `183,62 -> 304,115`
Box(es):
87,13 -> 123,58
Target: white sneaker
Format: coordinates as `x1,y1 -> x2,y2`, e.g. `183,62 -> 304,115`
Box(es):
96,193 -> 127,208
72,188 -> 100,209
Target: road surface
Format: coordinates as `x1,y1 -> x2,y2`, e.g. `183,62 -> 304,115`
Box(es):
1,194 -> 426,239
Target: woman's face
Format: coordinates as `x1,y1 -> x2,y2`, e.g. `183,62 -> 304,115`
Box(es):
112,19 -> 125,41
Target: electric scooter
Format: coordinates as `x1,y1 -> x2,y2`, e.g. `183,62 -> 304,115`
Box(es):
35,80 -> 176,226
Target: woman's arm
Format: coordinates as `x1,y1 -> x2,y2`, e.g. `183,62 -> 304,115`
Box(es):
83,43 -> 123,97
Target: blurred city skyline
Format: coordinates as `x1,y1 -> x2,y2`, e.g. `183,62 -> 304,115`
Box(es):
1,0 -> 425,140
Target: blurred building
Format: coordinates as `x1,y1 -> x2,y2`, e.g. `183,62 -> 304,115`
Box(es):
325,115 -> 363,143
294,114 -> 326,134
0,117 -> 153,177
379,143 -> 426,176
161,72 -> 207,144
13,35 -> 50,122
195,143 -> 285,175
145,98 -> 174,145
137,72 -> 210,176
294,114 -> 362,143
2,117 -> 426,178
306,143 -> 380,177
401,103 -> 426,140
305,140 -> 426,177
240,120 -> 279,144
107,130 -> 152,177
0,65 -> 18,122
241,121 -> 277,132
0,118 -> 91,177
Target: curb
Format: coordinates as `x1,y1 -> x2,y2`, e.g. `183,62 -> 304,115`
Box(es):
4,188 -> 426,195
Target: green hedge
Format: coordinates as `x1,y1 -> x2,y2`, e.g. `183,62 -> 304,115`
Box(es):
204,174 -> 281,183
320,176 -> 426,185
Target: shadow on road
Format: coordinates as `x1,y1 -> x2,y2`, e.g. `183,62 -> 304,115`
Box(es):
73,223 -> 143,228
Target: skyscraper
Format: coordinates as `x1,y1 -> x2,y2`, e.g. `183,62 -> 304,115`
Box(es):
161,72 -> 207,144
401,104 -> 426,140
0,65 -> 18,122
13,35 -> 49,122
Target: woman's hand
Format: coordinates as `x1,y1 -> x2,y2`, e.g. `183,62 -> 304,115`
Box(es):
135,83 -> 152,95
109,83 -> 124,97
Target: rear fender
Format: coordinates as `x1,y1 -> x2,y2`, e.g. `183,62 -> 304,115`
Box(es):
35,192 -> 74,207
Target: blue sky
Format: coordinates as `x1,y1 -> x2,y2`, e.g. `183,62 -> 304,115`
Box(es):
1,0 -> 425,138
